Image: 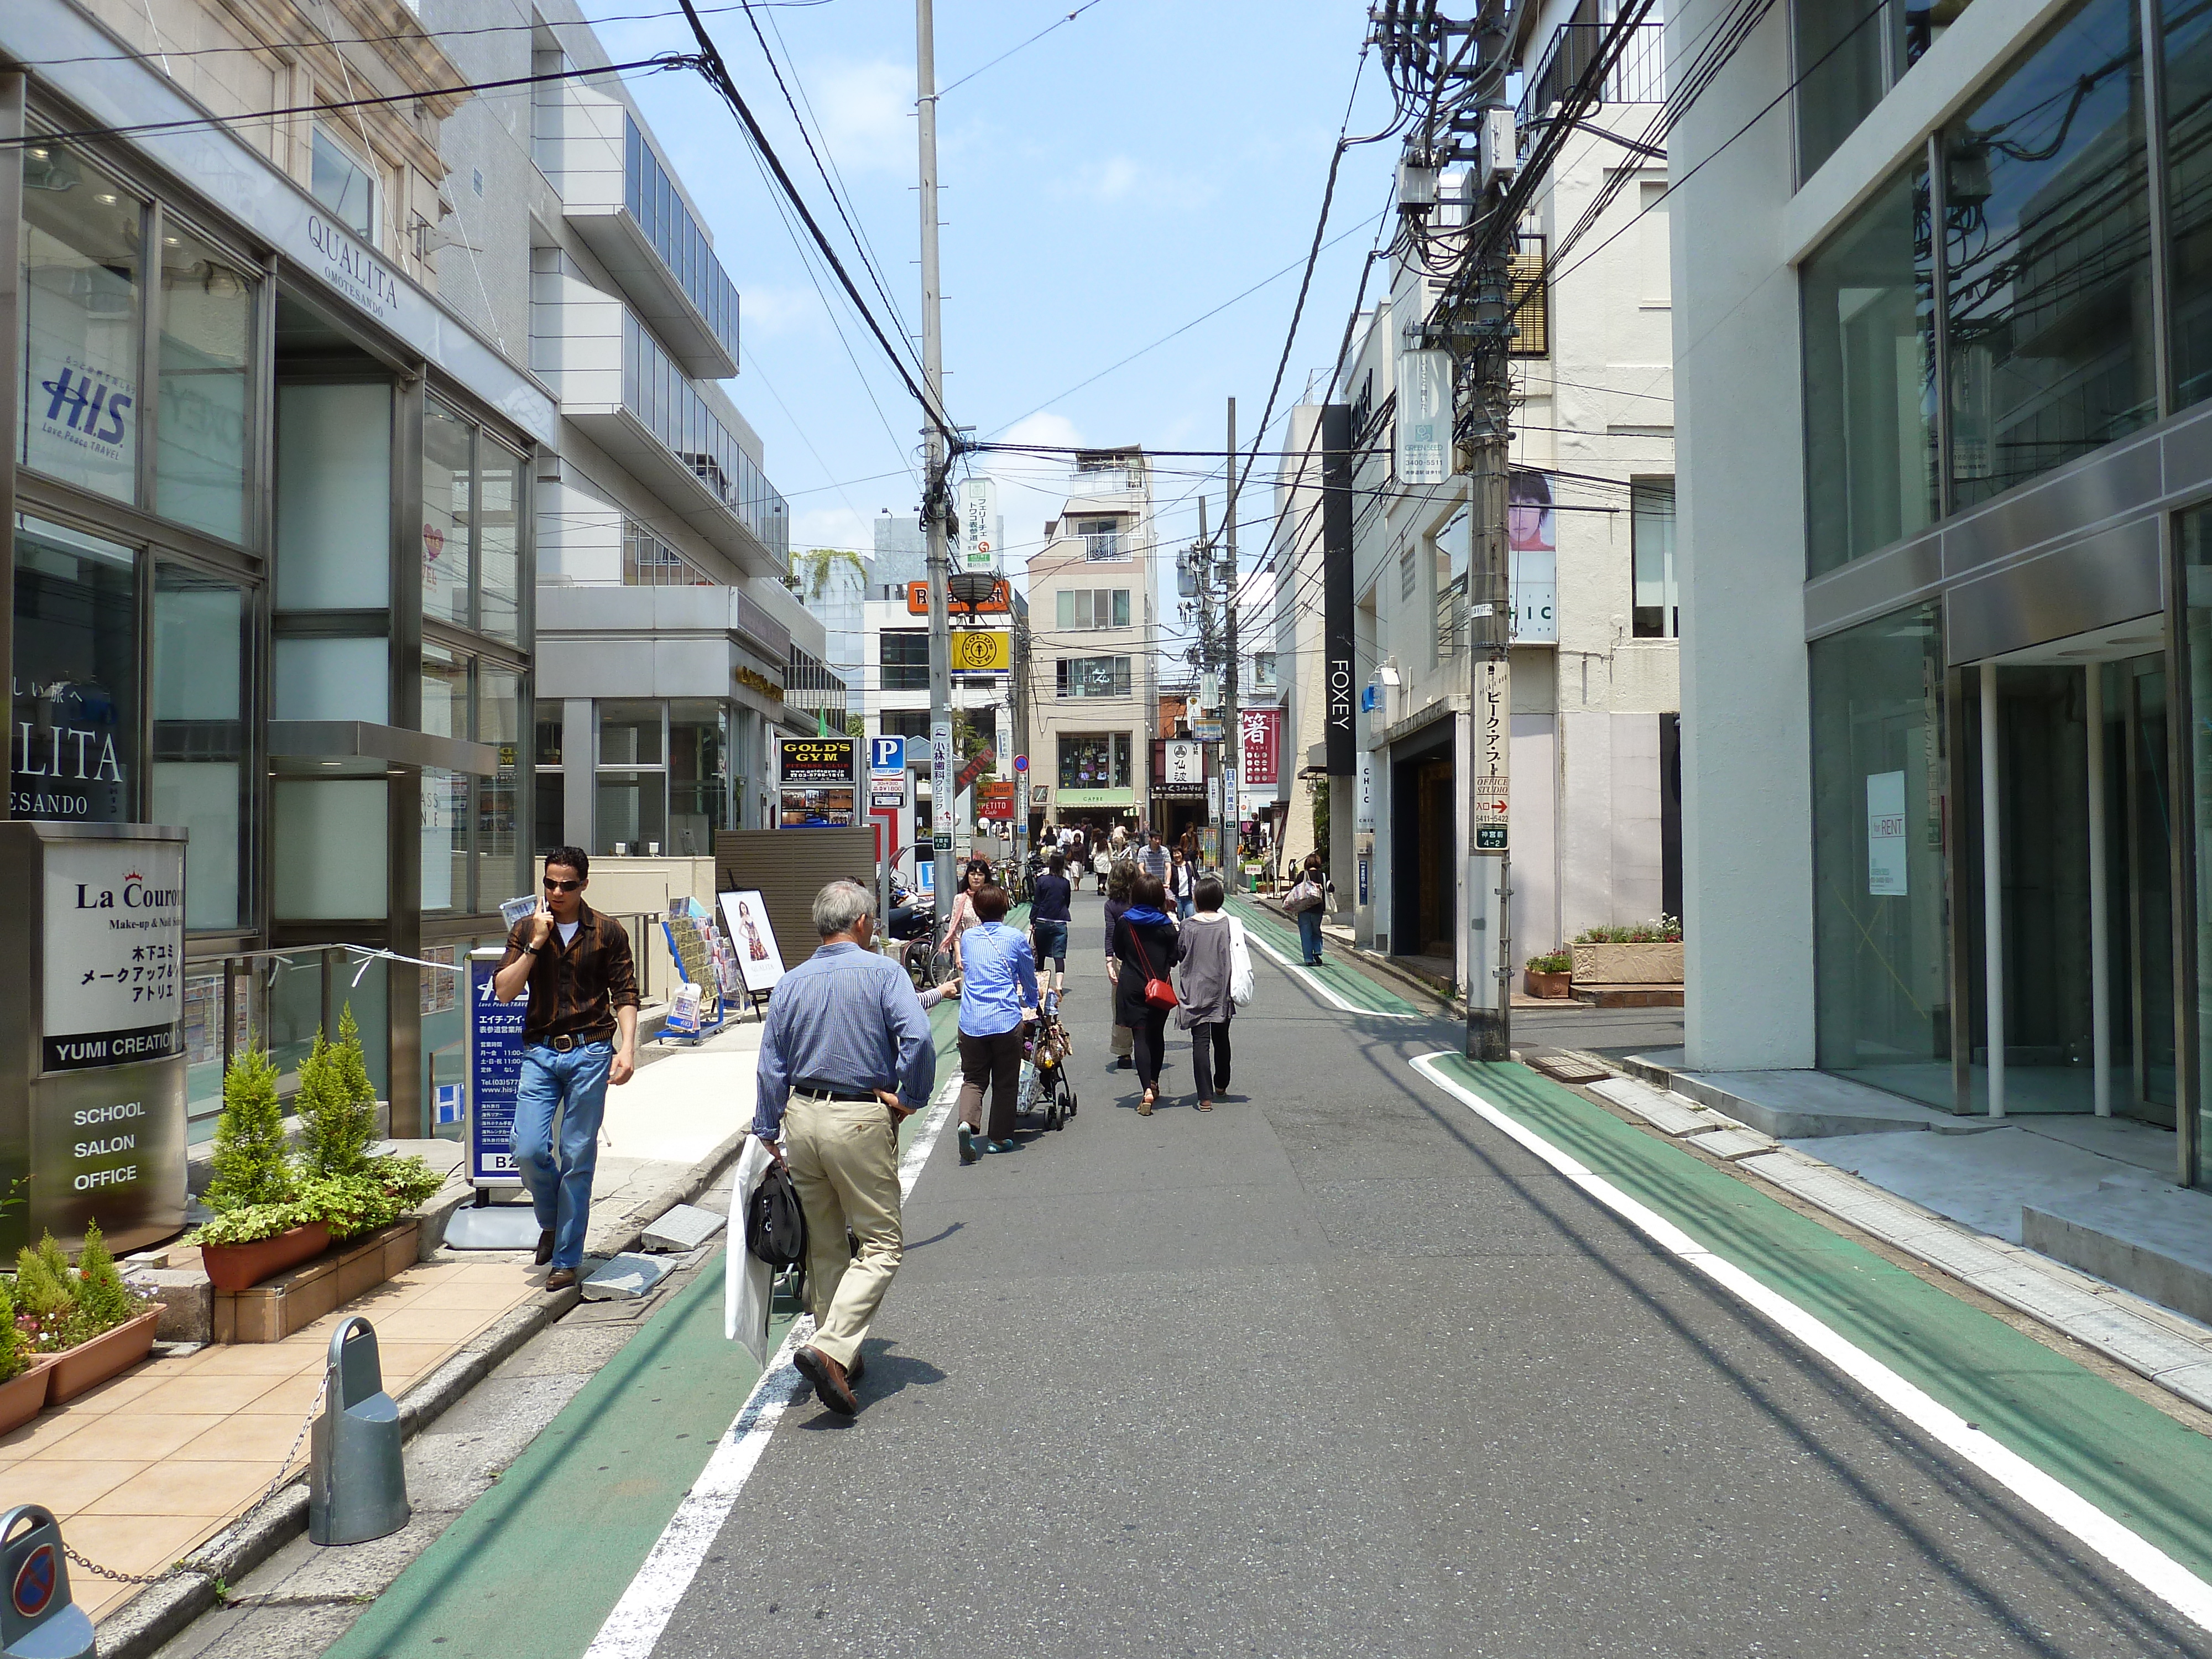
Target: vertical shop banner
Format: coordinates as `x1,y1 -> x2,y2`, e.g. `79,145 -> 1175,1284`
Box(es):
1240,708 -> 1282,789
467,951 -> 525,1187
958,476 -> 1003,577
1474,659 -> 1509,853
1508,471 -> 1558,644
1323,404 -> 1356,779
1395,348 -> 1453,486
1866,770 -> 1908,896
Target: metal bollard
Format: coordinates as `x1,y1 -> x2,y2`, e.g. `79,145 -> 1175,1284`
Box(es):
0,1505 -> 94,1659
308,1317 -> 411,1546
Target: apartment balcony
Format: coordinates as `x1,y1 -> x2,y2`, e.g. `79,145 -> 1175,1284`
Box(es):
1517,15 -> 1665,129
546,91 -> 740,379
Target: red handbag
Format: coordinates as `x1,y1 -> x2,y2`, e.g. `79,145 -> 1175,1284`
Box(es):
1130,930 -> 1179,1010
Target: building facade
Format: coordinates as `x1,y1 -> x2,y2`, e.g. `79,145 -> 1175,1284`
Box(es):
1024,450 -> 1160,841
5,0 -> 555,1146
1672,0 -> 2212,1186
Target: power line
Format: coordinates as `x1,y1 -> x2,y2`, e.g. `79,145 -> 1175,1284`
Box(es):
937,0 -> 1112,99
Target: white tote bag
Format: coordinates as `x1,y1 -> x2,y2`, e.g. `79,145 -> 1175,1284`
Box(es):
723,1136 -> 776,1368
1229,917 -> 1255,1007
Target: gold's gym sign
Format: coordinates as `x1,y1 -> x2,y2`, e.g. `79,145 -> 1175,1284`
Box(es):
952,631 -> 1010,673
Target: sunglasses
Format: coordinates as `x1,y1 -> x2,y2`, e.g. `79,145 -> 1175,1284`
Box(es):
543,877 -> 583,893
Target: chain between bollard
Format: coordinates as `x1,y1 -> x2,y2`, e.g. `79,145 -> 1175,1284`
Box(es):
56,1373 -> 330,1595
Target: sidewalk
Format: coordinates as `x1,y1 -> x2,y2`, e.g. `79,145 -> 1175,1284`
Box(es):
0,1018 -> 764,1641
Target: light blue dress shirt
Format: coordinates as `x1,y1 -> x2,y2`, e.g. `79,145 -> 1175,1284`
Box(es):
956,922 -> 1038,1039
753,942 -> 936,1137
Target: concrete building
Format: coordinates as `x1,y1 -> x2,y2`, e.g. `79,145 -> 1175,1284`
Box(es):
1024,450 -> 1161,841
1274,6 -> 1677,987
1670,0 -> 2212,1192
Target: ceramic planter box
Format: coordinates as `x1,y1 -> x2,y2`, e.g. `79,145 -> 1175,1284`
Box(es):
1524,969 -> 1572,999
1571,941 -> 1683,985
212,1220 -> 419,1344
45,1309 -> 163,1406
0,1357 -> 54,1432
201,1222 -> 333,1293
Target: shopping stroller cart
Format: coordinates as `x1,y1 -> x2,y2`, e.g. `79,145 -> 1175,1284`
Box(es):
1022,989 -> 1078,1130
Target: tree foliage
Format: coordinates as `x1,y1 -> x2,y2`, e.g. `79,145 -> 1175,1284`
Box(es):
207,1039 -> 293,1210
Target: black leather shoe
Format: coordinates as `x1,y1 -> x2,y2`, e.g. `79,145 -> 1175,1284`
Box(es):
534,1228 -> 555,1265
847,1350 -> 866,1384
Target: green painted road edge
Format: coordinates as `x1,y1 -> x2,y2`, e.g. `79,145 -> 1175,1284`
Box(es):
1432,1054 -> 2212,1584
325,998 -> 967,1659
1226,894 -> 1424,1016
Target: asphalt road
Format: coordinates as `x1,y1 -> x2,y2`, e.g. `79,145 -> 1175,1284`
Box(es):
629,892 -> 2211,1658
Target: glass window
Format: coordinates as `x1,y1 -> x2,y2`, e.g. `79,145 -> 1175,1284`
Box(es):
421,649 -> 470,912
311,127 -> 376,242
1058,733 -> 1131,790
1057,656 -> 1131,698
2164,0 -> 2212,409
669,698 -> 727,855
478,436 -> 524,643
599,700 -> 663,765
882,630 -> 930,691
152,563 -> 248,929
2182,506 -> 2212,1178
276,382 -> 390,608
273,635 -> 388,723
1945,0 -> 2152,512
20,145 -> 143,503
1811,601 -> 1951,1109
12,517 -> 138,823
1802,161 -> 1937,576
479,667 -> 522,905
879,709 -> 930,739
1794,0 -> 1892,180
595,771 -> 665,854
156,228 -> 253,543
535,769 -> 566,855
1631,477 -> 1677,639
423,400 -> 473,629
272,778 -> 387,917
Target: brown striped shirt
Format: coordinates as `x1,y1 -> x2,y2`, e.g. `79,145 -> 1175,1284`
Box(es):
501,903 -> 639,1044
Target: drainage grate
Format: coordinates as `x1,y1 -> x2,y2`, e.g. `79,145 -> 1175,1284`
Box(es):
1526,1051 -> 1614,1086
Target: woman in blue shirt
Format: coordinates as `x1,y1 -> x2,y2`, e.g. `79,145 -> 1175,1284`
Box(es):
1029,851 -> 1073,997
956,884 -> 1039,1161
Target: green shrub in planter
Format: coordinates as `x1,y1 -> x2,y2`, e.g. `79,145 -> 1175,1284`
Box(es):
372,1154 -> 447,1211
69,1220 -> 141,1345
12,1226 -> 150,1352
295,1172 -> 403,1241
0,1275 -> 23,1383
1526,950 -> 1572,975
191,1200 -> 314,1248
299,1006 -> 379,1180
207,1040 -> 294,1212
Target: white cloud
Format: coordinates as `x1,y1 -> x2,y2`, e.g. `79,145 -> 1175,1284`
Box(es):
740,284 -> 830,337
814,60 -> 914,175
1045,155 -> 1211,211
793,502 -> 875,556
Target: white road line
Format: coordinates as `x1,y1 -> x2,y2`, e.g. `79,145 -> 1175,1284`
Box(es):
582,1073 -> 962,1659
1241,917 -> 1422,1019
1407,1051 -> 2212,1634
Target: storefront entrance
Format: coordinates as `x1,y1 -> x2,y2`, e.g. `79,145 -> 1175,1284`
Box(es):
1391,727 -> 1456,962
1960,634 -> 2177,1129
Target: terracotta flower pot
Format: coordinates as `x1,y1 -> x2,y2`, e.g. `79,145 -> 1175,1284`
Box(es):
1524,969 -> 1572,999
0,1356 -> 53,1433
45,1310 -> 162,1406
201,1221 -> 332,1293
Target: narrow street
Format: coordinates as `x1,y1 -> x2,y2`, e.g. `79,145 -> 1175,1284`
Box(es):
315,894 -> 2212,1658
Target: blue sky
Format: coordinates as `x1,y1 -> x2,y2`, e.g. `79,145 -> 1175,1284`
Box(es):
583,0 -> 1401,578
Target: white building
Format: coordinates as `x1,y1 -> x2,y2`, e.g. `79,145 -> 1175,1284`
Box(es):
1025,451 -> 1161,841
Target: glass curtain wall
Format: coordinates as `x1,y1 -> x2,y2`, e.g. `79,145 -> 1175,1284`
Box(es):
421,648 -> 469,912
598,699 -> 666,854
2164,0 -> 2212,408
2180,506 -> 2212,1178
667,699 -> 728,855
1945,0 -> 2152,511
1811,602 -> 1953,1107
1803,162 -> 1939,576
19,149 -> 142,503
479,667 -> 522,902
11,517 -> 138,823
155,229 -> 253,543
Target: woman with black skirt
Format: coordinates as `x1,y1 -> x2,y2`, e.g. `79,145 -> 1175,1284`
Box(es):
1110,873 -> 1182,1115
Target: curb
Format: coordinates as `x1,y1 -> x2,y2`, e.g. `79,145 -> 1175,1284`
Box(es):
92,1135 -> 748,1659
1239,896 -> 1460,1016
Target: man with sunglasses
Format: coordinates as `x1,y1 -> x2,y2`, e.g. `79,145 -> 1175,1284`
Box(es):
493,846 -> 639,1290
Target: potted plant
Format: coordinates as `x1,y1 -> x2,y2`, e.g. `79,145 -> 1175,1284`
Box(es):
297,1006 -> 445,1239
17,1223 -> 162,1405
196,1040 -> 325,1290
1569,917 -> 1685,987
0,1272 -> 53,1432
1524,950 -> 1573,999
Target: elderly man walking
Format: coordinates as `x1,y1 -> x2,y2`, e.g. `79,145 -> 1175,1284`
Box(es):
753,879 -> 937,1416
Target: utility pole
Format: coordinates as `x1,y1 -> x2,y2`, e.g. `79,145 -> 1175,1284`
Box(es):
1193,498 -> 1212,859
916,0 -> 954,929
1221,396 -> 1239,883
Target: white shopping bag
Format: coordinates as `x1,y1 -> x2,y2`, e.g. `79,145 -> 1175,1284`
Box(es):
724,1136 -> 776,1366
1229,917 -> 1255,1007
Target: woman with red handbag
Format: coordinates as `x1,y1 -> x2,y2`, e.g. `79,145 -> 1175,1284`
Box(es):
1110,872 -> 1183,1115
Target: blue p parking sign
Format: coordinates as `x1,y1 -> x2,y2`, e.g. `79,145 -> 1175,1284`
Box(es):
870,735 -> 905,773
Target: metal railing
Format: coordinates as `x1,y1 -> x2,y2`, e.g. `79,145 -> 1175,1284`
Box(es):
1518,18 -> 1666,128
1082,532 -> 1125,561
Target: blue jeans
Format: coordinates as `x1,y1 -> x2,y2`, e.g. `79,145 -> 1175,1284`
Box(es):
1177,898 -> 1195,921
513,1040 -> 612,1270
1296,910 -> 1323,964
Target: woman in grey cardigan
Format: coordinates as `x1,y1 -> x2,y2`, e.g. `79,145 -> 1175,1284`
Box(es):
1174,875 -> 1236,1110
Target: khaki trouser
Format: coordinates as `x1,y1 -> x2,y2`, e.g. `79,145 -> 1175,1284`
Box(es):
783,1093 -> 904,1370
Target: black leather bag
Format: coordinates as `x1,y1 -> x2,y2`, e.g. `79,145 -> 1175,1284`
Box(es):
745,1162 -> 808,1268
